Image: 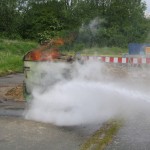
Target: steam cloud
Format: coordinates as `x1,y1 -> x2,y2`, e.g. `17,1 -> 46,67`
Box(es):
24,60 -> 150,126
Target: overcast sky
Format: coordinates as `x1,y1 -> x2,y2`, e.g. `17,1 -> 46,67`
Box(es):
144,0 -> 150,12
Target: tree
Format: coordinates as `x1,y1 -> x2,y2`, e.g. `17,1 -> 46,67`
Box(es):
20,0 -> 82,40
0,0 -> 21,38
98,0 -> 148,47
0,0 -> 149,47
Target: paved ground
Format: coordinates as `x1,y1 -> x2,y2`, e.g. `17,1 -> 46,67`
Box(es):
0,73 -> 25,115
0,105 -> 101,150
0,73 -> 24,101
0,73 -> 101,150
0,116 -> 94,150
0,73 -> 24,86
0,100 -> 102,150
1,73 -> 150,150
106,98 -> 150,150
105,68 -> 150,150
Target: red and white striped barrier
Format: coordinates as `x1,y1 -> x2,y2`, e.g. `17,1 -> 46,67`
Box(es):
101,56 -> 150,64
81,56 -> 150,64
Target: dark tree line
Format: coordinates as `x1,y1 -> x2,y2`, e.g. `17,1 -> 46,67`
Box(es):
0,0 -> 149,47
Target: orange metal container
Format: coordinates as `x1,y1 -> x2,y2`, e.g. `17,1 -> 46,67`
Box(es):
145,47 -> 150,56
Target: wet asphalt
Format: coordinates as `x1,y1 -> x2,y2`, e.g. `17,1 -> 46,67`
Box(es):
0,73 -> 24,86
0,73 -> 101,150
0,103 -> 102,150
0,99 -> 102,150
105,92 -> 150,150
0,116 -> 87,150
1,73 -> 150,150
106,116 -> 150,150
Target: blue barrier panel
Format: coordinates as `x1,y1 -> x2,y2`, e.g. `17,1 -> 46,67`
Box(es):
128,43 -> 150,55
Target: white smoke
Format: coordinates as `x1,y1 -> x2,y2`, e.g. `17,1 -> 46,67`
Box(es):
24,61 -> 150,126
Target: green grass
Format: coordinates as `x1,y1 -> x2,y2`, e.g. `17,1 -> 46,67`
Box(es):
80,47 -> 128,56
62,47 -> 128,56
0,39 -> 38,76
0,39 -> 128,76
80,120 -> 122,150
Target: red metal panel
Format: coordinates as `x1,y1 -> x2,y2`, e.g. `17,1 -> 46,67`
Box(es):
101,57 -> 105,62
138,58 -> 142,64
128,58 -> 133,64
146,58 -> 150,64
118,57 -> 122,63
98,56 -> 150,64
110,57 -> 114,63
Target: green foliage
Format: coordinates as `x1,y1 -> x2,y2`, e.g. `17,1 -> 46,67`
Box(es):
0,0 -> 22,39
19,0 -> 74,40
101,0 -> 148,46
66,43 -> 86,53
37,31 -> 57,44
0,0 -> 150,48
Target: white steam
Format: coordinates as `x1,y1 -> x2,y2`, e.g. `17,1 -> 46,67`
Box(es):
24,61 -> 150,126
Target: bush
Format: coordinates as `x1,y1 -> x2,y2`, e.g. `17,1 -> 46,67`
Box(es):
37,30 -> 58,44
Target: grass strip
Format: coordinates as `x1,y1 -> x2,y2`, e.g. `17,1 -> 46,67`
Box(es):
0,39 -> 38,76
80,120 -> 122,150
62,47 -> 127,57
